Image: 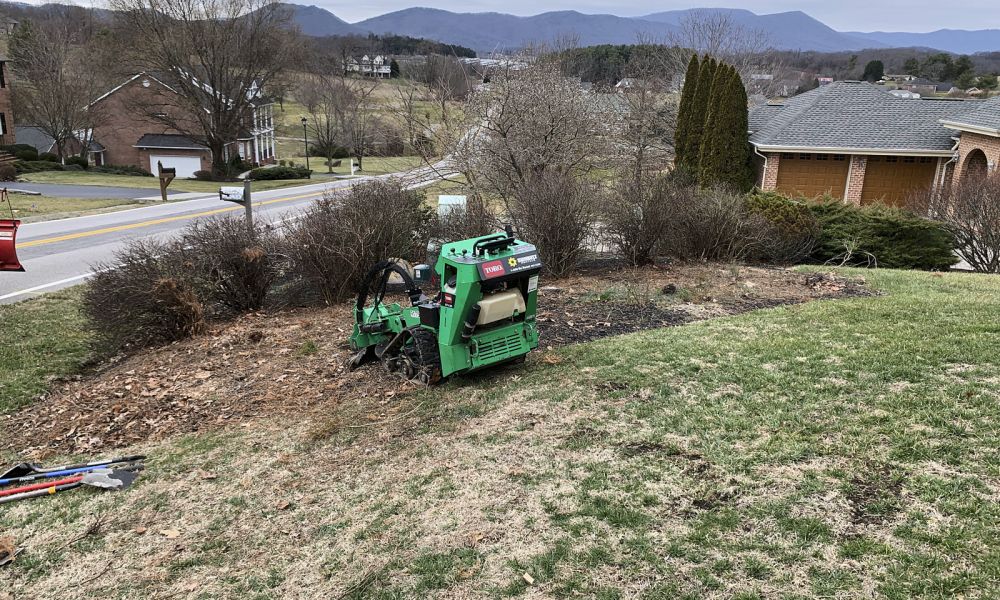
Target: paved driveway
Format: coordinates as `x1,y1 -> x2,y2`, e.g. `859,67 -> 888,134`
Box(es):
6,182 -> 179,199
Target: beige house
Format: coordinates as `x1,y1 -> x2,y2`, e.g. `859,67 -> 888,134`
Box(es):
750,81 -> 1000,206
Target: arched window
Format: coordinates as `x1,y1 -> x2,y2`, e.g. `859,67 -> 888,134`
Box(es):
963,148 -> 989,179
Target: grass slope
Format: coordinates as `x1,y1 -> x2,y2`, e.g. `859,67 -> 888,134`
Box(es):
19,171 -> 313,193
0,288 -> 91,414
7,194 -> 145,222
3,269 -> 999,599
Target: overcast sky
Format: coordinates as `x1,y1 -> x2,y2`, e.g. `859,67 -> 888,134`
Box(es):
304,0 -> 1000,31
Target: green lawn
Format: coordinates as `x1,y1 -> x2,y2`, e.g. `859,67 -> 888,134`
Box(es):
274,148 -> 429,178
19,171 -> 314,193
6,194 -> 144,222
0,288 -> 91,414
3,269 -> 999,598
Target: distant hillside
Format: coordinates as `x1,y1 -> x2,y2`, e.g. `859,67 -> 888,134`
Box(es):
641,8 -> 886,53
4,1 -> 1000,56
281,3 -> 360,37
355,8 -> 667,52
847,29 -> 1000,55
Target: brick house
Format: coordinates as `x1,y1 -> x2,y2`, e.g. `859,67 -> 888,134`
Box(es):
0,57 -> 15,145
87,73 -> 276,177
750,81 -> 1000,206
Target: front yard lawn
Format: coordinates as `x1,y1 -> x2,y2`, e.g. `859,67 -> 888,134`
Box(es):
6,194 -> 144,222
273,143 -> 428,177
0,288 -> 91,414
2,268 -> 998,598
17,171 -> 314,193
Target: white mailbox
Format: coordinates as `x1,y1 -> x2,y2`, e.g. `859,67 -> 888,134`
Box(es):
438,194 -> 467,217
220,187 -> 245,203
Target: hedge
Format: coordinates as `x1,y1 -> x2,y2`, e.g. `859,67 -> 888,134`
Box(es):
91,164 -> 153,177
248,166 -> 311,181
13,160 -> 64,174
807,199 -> 956,270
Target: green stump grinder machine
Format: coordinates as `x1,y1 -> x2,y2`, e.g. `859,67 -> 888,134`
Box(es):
348,227 -> 541,384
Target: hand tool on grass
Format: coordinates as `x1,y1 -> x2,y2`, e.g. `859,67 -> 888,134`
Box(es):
0,460 -> 145,486
0,467 -> 142,505
0,454 -> 146,480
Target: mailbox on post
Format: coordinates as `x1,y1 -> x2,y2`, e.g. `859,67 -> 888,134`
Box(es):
157,161 -> 176,203
219,179 -> 253,228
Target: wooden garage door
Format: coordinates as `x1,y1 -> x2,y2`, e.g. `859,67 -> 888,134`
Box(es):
776,153 -> 849,199
861,156 -> 937,207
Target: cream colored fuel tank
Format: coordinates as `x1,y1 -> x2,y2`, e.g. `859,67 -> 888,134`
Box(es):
476,290 -> 526,325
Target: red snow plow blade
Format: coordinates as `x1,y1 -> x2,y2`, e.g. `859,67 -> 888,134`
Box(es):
0,218 -> 24,272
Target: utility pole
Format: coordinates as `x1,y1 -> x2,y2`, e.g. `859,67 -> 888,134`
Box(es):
300,116 -> 310,171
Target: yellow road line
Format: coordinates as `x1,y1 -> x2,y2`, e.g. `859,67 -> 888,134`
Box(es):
19,191 -> 323,248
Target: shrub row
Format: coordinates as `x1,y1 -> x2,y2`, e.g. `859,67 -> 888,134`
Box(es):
248,166 -> 312,181
601,178 -> 955,270
91,164 -> 153,177
84,179 -> 429,353
13,160 -> 64,174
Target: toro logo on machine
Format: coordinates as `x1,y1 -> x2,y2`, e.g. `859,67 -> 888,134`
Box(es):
481,260 -> 506,279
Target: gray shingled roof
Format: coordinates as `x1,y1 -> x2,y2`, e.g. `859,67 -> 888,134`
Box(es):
15,126 -> 105,153
749,81 -> 974,153
940,96 -> 1000,134
134,134 -> 206,149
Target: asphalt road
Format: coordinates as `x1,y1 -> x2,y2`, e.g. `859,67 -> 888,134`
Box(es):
0,165 -> 453,304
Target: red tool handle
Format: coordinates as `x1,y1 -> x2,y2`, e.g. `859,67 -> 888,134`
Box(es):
0,475 -> 84,497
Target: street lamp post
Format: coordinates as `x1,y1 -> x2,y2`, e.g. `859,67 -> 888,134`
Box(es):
300,117 -> 310,171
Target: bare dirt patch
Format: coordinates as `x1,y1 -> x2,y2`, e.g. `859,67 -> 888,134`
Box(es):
1,262 -> 872,457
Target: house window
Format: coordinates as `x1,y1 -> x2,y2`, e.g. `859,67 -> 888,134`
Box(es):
919,157 -> 934,164
885,156 -> 898,163
833,154 -> 846,161
903,156 -> 916,163
0,62 -> 6,89
798,153 -> 812,160
0,113 -> 6,136
816,154 -> 829,161
783,153 -> 796,160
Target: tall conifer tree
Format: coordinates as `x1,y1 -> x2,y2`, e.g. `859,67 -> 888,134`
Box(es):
686,55 -> 716,173
699,65 -> 754,191
674,54 -> 700,168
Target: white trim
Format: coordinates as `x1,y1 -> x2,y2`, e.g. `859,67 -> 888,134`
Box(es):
940,121 -> 1000,137
89,72 -> 179,107
845,154 -> 855,198
754,144 -> 954,157
133,145 -> 207,151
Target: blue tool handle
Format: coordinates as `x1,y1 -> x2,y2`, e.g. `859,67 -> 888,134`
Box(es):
0,465 -> 108,486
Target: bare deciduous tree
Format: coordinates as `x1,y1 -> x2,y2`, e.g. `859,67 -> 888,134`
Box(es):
659,10 -> 782,95
337,76 -> 380,170
454,60 -> 606,208
299,74 -> 347,172
108,0 -> 297,177
914,174 -> 1000,273
611,55 -> 679,184
9,18 -> 110,160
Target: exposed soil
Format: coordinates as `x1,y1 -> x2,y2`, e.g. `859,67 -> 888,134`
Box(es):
0,262 -> 874,457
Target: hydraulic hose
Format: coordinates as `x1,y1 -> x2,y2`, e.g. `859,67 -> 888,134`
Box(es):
354,260 -> 421,323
